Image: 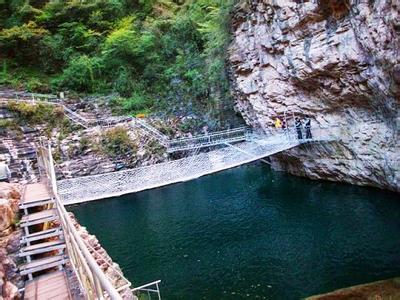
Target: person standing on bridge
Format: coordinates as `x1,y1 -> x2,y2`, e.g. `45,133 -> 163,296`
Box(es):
304,116 -> 312,139
295,117 -> 303,140
282,119 -> 288,137
274,117 -> 282,129
0,159 -> 11,183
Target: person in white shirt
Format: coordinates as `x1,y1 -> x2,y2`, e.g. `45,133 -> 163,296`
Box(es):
0,160 -> 11,183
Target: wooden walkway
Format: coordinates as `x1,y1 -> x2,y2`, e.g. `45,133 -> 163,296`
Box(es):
20,183 -> 54,209
19,182 -> 71,300
24,270 -> 72,300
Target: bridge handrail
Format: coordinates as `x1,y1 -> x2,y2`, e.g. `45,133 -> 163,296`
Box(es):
169,126 -> 248,143
37,142 -> 123,300
82,238 -> 132,293
167,126 -> 249,152
62,106 -> 93,128
132,119 -> 170,146
131,280 -> 162,300
131,119 -> 249,151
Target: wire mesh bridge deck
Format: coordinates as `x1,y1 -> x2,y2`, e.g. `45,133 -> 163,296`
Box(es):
58,126 -> 340,205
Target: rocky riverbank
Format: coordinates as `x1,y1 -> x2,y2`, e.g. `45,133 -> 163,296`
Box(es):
0,93 -> 164,181
0,183 -> 22,299
229,0 -> 399,192
307,277 -> 400,299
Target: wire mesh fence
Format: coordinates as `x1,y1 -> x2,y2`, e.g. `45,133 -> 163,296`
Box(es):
57,125 -> 340,204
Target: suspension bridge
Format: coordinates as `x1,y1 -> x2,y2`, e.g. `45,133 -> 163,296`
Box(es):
2,90 -> 341,299
57,125 -> 340,204
0,91 -> 341,205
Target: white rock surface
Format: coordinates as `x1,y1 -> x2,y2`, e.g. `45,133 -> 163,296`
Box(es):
229,0 -> 399,191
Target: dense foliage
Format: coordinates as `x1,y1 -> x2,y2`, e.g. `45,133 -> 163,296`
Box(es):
0,0 -> 237,117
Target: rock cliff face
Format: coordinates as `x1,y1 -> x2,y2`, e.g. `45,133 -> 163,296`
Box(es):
0,183 -> 22,299
229,0 -> 399,192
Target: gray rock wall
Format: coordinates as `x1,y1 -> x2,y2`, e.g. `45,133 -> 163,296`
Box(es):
229,0 -> 399,191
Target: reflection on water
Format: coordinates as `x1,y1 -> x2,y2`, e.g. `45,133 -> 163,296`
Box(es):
69,163 -> 400,299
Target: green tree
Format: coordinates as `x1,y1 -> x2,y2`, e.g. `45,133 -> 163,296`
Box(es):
0,21 -> 48,64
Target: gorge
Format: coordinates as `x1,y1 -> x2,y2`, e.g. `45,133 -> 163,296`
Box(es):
229,0 -> 399,191
0,0 -> 399,299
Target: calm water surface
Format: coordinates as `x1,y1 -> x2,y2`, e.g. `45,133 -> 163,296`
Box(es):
69,163 -> 400,299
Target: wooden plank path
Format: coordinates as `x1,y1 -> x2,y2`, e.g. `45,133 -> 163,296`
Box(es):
24,270 -> 72,300
20,240 -> 66,257
20,255 -> 68,277
20,209 -> 58,227
20,183 -> 55,209
19,182 -> 71,299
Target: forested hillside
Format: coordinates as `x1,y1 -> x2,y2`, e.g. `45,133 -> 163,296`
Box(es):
0,0 -> 236,117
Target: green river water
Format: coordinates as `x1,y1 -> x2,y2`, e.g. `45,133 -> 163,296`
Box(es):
69,163 -> 400,299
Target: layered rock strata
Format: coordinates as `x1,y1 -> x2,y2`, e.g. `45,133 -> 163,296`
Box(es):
0,183 -> 22,299
229,0 -> 399,191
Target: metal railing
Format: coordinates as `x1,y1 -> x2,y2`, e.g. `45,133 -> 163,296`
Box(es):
167,126 -> 249,152
131,119 -> 251,153
37,143 -> 125,299
37,141 -> 162,299
82,239 -> 132,294
132,118 -> 170,147
131,280 -> 162,300
57,123 -> 340,204
62,106 -> 91,128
